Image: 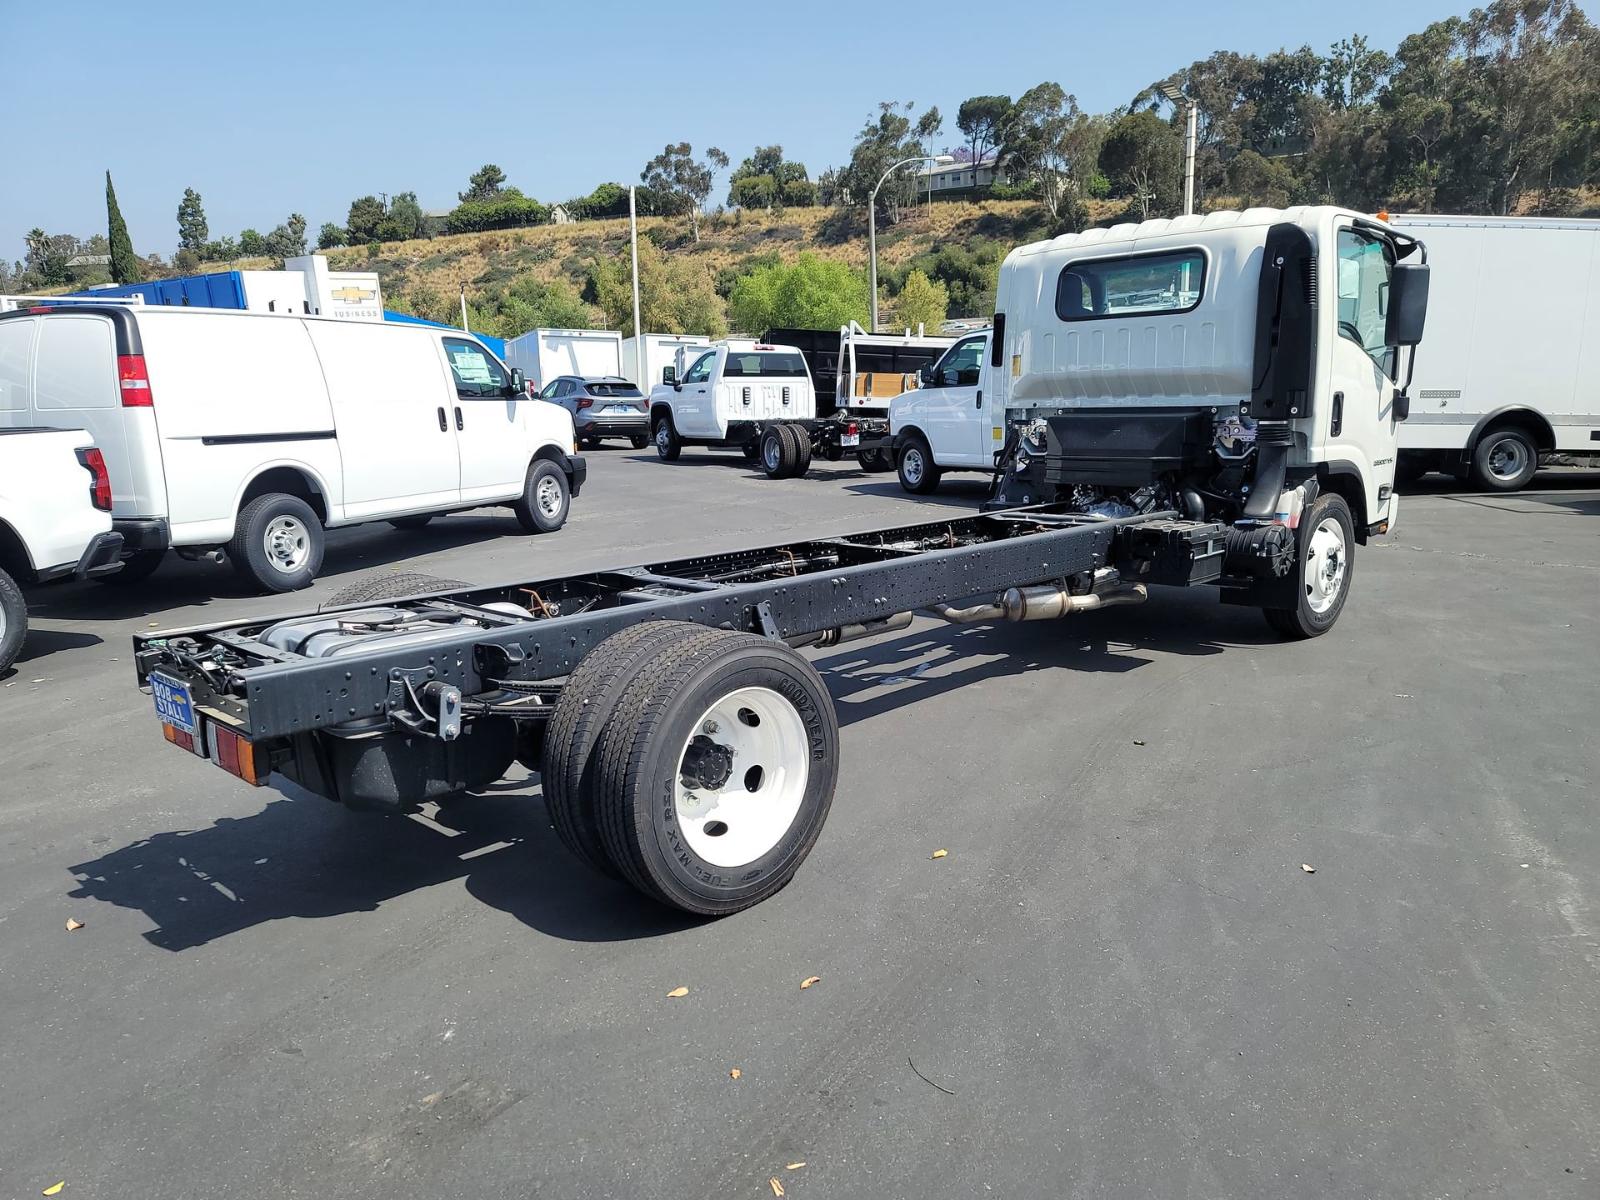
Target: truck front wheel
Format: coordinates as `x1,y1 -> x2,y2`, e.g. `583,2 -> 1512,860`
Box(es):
512,460 -> 569,533
0,567 -> 26,676
1264,493 -> 1354,640
653,415 -> 682,462
896,434 -> 942,494
590,628 -> 839,916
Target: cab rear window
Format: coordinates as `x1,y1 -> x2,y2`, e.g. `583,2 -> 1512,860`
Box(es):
1056,250 -> 1206,321
724,352 -> 807,378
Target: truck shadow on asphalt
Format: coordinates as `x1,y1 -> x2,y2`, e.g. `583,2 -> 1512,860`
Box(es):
64,589 -> 1273,952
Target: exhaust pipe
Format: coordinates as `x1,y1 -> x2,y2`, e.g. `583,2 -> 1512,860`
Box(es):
930,582 -> 1147,624
787,610 -> 914,649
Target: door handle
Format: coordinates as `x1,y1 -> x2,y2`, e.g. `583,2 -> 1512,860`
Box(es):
975,389 -> 983,408
437,406 -> 447,432
455,406 -> 464,431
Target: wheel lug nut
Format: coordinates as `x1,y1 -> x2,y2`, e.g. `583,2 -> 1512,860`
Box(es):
702,720 -> 719,734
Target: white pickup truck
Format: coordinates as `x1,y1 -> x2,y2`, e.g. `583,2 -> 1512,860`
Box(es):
0,427 -> 124,672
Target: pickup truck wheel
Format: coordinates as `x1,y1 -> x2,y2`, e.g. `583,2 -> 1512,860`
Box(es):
513,461 -> 569,533
760,426 -> 794,478
94,547 -> 164,586
228,494 -> 324,593
0,567 -> 26,676
857,447 -> 894,473
896,434 -> 942,494
388,514 -> 434,531
653,415 -> 682,461
591,628 -> 839,915
323,571 -> 467,608
541,621 -> 704,878
1263,493 -> 1354,640
1470,426 -> 1538,492
789,424 -> 813,478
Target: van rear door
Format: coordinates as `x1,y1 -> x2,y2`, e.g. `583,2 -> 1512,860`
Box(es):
31,314 -> 132,508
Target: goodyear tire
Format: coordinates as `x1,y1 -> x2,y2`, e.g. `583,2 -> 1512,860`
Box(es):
590,628 -> 840,915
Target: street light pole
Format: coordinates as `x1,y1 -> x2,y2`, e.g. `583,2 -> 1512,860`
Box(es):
868,152 -> 954,332
1159,81 -> 1198,217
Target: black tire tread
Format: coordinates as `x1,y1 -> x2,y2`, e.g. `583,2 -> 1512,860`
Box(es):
323,572 -> 468,608
227,493 -> 324,593
791,423 -> 813,477
0,566 -> 26,675
540,621 -> 705,877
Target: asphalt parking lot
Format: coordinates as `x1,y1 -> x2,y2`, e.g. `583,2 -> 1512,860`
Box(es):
2,450 -> 1596,1200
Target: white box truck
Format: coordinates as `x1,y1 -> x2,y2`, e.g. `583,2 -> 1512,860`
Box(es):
0,304 -> 585,593
622,333 -> 712,391
1388,214 -> 1599,491
504,328 -> 624,395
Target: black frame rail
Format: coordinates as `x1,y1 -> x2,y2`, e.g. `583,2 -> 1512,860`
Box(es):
134,505 -> 1223,741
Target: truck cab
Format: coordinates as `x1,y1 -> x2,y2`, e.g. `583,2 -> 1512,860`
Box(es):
889,329 -> 995,492
648,341 -> 815,458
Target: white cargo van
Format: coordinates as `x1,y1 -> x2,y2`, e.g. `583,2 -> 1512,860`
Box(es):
503,328 -> 624,395
0,305 -> 585,592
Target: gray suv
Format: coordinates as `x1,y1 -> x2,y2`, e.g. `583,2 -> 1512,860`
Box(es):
538,375 -> 649,448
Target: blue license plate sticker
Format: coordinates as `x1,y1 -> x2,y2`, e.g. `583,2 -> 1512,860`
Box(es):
151,673 -> 198,736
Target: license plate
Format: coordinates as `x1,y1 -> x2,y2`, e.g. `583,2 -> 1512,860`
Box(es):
841,432 -> 860,448
151,673 -> 198,736
602,405 -> 634,416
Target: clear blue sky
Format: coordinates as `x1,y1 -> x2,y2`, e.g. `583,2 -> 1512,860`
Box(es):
2,0 -> 1510,263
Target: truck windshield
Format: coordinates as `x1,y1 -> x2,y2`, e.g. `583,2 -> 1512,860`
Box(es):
1337,229 -> 1395,363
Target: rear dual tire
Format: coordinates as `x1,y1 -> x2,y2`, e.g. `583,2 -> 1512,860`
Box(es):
759,423 -> 811,479
541,622 -> 839,915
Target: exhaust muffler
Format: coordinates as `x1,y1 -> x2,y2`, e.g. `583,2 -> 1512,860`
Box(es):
930,582 -> 1147,624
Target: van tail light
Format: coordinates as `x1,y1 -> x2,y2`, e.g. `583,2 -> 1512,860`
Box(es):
117,354 -> 153,407
576,397 -> 593,410
75,447 -> 113,511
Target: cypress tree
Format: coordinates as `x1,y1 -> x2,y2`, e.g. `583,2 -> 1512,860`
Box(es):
106,171 -> 142,284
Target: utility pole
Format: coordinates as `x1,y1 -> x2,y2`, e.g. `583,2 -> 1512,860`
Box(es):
629,185 -> 643,341
459,283 -> 469,332
869,153 -> 953,332
1160,81 -> 1198,216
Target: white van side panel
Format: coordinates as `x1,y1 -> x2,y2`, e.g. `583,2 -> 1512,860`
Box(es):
307,321 -> 460,519
139,312 -> 342,545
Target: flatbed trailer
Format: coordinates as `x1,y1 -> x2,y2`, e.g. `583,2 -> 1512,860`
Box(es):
132,500 -> 1318,916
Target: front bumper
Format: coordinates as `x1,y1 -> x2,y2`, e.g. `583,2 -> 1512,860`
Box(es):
114,517 -> 171,553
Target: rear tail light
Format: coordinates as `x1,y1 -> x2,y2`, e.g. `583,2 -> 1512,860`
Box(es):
117,354 -> 153,407
162,723 -> 200,755
847,421 -> 858,437
207,724 -> 268,786
75,447 -> 112,511
576,397 -> 593,410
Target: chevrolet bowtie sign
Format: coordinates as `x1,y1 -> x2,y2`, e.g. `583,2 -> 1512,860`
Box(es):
330,285 -> 376,304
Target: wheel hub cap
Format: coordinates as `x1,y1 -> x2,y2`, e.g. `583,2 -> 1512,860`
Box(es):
536,476 -> 562,517
1304,517 -> 1347,614
1488,437 -> 1527,480
264,515 -> 309,573
904,449 -> 923,483
673,686 -> 809,868
764,439 -> 781,470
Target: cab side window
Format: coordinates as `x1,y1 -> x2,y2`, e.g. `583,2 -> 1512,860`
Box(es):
1336,230 -> 1394,364
934,336 -> 985,386
682,352 -> 715,385
444,338 -> 509,399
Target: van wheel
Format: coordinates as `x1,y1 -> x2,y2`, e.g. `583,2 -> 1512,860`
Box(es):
228,494 -> 324,593
1470,426 -> 1538,492
513,460 -> 569,533
0,567 -> 26,676
630,434 -> 649,450
653,415 -> 682,461
388,514 -> 434,531
95,548 -> 164,586
896,434 -> 942,494
590,628 -> 840,915
1263,493 -> 1354,640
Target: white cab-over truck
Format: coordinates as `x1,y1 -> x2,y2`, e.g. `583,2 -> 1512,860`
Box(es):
0,305 -> 585,593
0,427 -> 124,672
1387,213 -> 1599,491
131,206 -> 1428,918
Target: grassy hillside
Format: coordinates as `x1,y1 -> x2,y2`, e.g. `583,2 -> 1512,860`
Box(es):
309,200 -> 1125,332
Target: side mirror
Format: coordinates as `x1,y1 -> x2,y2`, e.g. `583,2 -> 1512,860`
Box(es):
662,365 -> 677,385
509,367 -> 525,395
1385,262 -> 1430,347
918,364 -> 935,386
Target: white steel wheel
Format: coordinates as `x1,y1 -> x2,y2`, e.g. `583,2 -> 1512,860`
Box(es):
763,432 -> 783,473
674,686 -> 811,869
263,514 -> 312,574
1303,516 -> 1347,615
535,473 -> 564,519
1485,435 -> 1530,483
